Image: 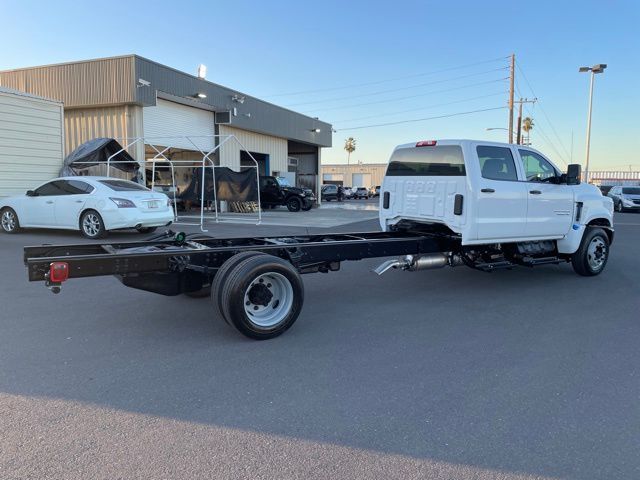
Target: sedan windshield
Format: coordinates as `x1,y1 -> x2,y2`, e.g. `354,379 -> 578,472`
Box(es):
99,180 -> 150,192
622,187 -> 640,195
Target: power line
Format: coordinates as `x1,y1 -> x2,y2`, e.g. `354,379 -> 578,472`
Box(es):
337,106 -> 507,131
285,67 -> 508,107
332,91 -> 508,125
523,104 -> 568,165
262,56 -> 510,97
516,61 -> 572,161
305,77 -> 509,114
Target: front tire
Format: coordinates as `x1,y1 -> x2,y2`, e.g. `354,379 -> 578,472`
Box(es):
286,197 -> 302,212
571,227 -> 610,276
1,207 -> 20,234
80,210 -> 107,239
218,253 -> 304,339
615,201 -> 623,213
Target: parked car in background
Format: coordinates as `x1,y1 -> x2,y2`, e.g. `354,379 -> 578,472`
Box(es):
353,187 -> 370,199
599,185 -> 613,196
0,177 -> 173,239
260,176 -> 314,212
321,184 -> 338,201
342,186 -> 354,199
607,186 -> 640,212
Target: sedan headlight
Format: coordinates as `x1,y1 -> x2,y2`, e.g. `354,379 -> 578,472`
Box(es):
110,197 -> 136,208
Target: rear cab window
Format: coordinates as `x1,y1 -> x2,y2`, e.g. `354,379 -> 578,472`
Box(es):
386,145 -> 465,176
99,180 -> 149,192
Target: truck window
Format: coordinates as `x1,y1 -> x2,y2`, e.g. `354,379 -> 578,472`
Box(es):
386,145 -> 465,176
518,150 -> 558,182
477,146 -> 518,181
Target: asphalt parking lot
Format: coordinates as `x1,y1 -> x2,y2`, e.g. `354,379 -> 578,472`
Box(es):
1,205 -> 639,480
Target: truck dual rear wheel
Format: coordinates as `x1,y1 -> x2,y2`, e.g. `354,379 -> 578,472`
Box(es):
572,227 -> 610,276
215,253 -> 304,339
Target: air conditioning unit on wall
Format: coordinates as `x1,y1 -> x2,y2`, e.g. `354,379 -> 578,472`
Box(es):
215,111 -> 232,124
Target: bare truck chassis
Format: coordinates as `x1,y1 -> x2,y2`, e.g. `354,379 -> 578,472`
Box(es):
23,229 -> 572,339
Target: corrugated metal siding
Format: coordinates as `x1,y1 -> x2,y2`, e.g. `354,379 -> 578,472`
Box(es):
0,56 -> 135,107
135,56 -> 332,147
64,105 -> 144,163
143,99 -> 215,151
321,164 -> 387,187
0,91 -> 64,196
219,125 -> 287,173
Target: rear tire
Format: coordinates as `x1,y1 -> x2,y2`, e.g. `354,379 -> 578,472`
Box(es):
0,207 -> 20,234
212,251 -> 265,324
571,227 -> 610,276
136,226 -> 157,234
80,210 -> 107,239
286,197 -> 302,212
219,253 -> 304,340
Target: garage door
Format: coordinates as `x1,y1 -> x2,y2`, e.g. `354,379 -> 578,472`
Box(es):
0,89 -> 64,197
143,99 -> 215,151
351,173 -> 372,188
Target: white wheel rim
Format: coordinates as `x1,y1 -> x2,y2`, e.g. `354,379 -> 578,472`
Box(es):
243,272 -> 294,327
587,236 -> 607,270
82,213 -> 101,236
1,210 -> 16,231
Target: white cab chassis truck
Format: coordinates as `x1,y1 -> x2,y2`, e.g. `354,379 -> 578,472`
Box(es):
23,140 -> 613,340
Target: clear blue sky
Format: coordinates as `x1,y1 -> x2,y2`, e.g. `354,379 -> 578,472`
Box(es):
2,0 -> 639,169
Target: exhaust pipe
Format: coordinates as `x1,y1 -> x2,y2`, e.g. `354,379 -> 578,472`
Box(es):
374,253 -> 459,276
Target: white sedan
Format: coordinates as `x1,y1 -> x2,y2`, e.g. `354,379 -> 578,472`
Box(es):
0,176 -> 174,239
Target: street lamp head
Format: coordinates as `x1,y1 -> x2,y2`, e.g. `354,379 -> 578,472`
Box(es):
592,64 -> 607,74
579,66 -> 591,72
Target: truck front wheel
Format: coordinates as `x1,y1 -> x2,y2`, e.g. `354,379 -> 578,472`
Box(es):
571,227 -> 610,276
218,253 -> 304,339
286,197 -> 302,212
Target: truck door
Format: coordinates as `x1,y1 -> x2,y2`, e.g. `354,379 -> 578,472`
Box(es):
517,149 -> 574,238
475,145 -> 528,240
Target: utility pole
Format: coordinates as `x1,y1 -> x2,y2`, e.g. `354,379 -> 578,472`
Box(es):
508,54 -> 515,144
514,98 -> 537,145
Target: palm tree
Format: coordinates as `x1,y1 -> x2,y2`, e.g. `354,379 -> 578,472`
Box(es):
344,137 -> 356,165
522,117 -> 534,144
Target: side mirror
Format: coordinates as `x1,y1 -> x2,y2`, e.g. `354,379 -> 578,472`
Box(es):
26,190 -> 37,197
566,164 -> 581,185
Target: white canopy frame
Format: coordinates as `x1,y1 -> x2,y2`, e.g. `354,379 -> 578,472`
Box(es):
68,135 -> 262,232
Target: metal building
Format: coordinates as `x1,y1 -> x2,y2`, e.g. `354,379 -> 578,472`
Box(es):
0,55 -> 332,198
321,163 -> 387,188
0,87 -> 64,197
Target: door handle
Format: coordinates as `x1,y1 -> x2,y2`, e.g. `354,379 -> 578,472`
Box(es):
75,200 -> 84,203
480,188 -> 495,193
45,200 -> 54,204
529,190 -> 542,195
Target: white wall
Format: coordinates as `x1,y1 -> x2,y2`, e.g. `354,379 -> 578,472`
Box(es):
218,125 -> 287,173
0,89 -> 64,196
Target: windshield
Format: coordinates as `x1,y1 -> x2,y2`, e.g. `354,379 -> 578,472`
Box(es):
276,177 -> 292,187
99,180 -> 150,192
622,187 -> 640,195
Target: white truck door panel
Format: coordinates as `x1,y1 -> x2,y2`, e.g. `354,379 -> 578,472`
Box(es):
517,149 -> 574,237
476,180 -> 528,239
474,145 -> 527,240
525,184 -> 574,237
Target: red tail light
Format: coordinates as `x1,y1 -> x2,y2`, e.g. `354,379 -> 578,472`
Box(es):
416,140 -> 437,147
50,262 -> 69,283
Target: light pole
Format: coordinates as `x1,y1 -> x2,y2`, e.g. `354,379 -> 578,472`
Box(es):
579,64 -> 607,181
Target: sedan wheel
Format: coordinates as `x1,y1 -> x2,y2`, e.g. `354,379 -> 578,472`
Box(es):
80,210 -> 107,239
0,208 -> 20,233
616,201 -> 623,213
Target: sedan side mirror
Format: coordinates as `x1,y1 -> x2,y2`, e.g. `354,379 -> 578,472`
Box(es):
566,164 -> 581,185
26,190 -> 37,196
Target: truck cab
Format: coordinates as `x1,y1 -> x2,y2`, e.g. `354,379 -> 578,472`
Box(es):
380,139 -> 614,255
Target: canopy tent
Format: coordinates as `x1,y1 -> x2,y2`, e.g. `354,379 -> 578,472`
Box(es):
60,138 -> 139,177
